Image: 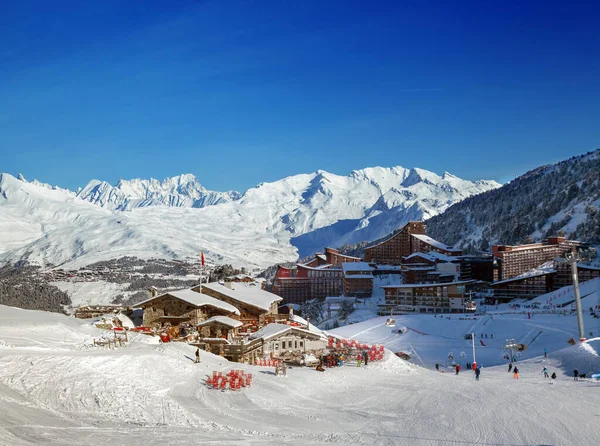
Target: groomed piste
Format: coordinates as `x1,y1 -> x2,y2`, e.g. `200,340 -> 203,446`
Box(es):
1,301 -> 599,445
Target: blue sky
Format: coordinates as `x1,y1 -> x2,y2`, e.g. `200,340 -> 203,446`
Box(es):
1,0 -> 599,192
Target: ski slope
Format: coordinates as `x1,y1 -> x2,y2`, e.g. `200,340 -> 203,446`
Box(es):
1,305 -> 599,445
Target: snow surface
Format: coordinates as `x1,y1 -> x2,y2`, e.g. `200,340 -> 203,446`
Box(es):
136,289 -> 240,315
201,282 -> 282,312
0,168 -> 499,269
1,302 -> 599,445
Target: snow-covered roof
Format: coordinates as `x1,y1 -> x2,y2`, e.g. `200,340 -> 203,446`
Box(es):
201,282 -> 282,312
345,274 -> 374,279
342,262 -> 374,273
316,254 -> 327,261
248,323 -> 323,342
492,261 -> 556,286
197,315 -> 243,329
411,234 -> 461,252
135,289 -> 240,315
298,263 -> 342,271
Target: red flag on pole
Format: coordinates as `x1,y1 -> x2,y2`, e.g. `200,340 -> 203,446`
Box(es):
201,251 -> 205,267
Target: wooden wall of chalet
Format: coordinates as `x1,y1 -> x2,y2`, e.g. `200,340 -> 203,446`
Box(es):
141,295 -> 232,328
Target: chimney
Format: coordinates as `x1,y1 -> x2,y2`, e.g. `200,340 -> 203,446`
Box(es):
149,286 -> 158,298
224,281 -> 235,290
289,306 -> 294,319
306,316 -> 310,329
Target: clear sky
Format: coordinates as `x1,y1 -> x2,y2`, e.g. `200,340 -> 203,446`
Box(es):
1,0 -> 599,193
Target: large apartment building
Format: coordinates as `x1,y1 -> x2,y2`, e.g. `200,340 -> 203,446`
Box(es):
364,221 -> 462,266
379,281 -> 475,315
272,248 -> 361,304
492,237 -> 581,282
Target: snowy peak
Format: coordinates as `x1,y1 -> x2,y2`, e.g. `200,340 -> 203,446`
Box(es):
0,165 -> 500,269
76,174 -> 241,210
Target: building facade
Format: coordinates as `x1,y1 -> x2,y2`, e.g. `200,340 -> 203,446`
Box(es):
379,281 -> 474,314
364,221 -> 426,265
492,237 -> 581,281
342,262 -> 374,298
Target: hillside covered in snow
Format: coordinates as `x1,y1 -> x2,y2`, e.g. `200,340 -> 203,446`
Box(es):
0,166 -> 499,269
426,149 -> 600,252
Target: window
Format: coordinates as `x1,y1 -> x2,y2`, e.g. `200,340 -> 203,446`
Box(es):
274,343 -> 279,350
299,341 -> 304,348
288,341 -> 293,348
294,340 -> 298,349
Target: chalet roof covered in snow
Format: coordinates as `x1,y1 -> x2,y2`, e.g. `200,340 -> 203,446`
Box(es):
201,282 -> 282,312
248,323 -> 324,342
410,234 -> 461,252
135,289 -> 240,315
196,315 -> 243,328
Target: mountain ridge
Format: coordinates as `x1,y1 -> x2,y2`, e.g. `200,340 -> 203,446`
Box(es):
0,165 -> 500,269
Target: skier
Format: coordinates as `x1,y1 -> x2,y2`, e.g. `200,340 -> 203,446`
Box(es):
282,362 -> 287,377
543,367 -> 549,378
574,369 -> 579,381
357,353 -> 362,367
363,351 -> 368,366
551,372 -> 557,382
455,364 -> 461,375
508,363 -> 513,373
195,348 -> 200,364
513,366 -> 519,379
544,348 -> 548,358
435,363 -> 440,371
475,367 -> 481,381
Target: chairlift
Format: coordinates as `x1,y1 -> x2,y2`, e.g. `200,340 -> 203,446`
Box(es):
386,318 -> 396,327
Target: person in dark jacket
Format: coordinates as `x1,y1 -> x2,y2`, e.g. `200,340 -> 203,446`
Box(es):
508,363 -> 513,373
475,367 -> 481,381
363,351 -> 369,366
195,348 -> 200,364
435,363 -> 439,371
551,372 -> 557,380
574,369 -> 579,381
513,367 -> 519,379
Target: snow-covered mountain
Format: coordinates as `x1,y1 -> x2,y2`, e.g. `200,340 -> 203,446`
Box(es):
76,174 -> 241,210
0,167 -> 500,269
426,149 -> 600,252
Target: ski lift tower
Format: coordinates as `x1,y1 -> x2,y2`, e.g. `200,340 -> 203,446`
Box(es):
502,338 -> 520,364
564,246 -> 595,342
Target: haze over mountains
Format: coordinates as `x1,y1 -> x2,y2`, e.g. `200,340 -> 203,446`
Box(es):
0,166 -> 500,269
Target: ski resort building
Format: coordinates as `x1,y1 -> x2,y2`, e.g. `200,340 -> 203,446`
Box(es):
136,281 -> 283,332
492,237 -> 581,282
247,323 -> 328,359
490,259 -> 600,301
401,252 -> 461,284
272,247 -> 361,304
136,288 -> 241,328
379,281 -> 475,314
342,262 -> 374,298
363,221 -> 462,265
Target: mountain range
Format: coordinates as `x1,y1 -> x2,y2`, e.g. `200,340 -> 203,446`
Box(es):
0,167 -> 500,269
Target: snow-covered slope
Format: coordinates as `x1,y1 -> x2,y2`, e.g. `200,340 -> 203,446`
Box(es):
77,174 -> 241,210
0,167 -> 499,268
1,305 -> 599,445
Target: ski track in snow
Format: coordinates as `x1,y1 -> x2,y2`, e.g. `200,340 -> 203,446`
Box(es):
1,304 -> 600,445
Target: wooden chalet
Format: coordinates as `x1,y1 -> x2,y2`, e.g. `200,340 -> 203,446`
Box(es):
135,289 -> 240,329
193,281 -> 284,332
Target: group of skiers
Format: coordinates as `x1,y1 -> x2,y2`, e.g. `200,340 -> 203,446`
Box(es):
435,362 -> 481,380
